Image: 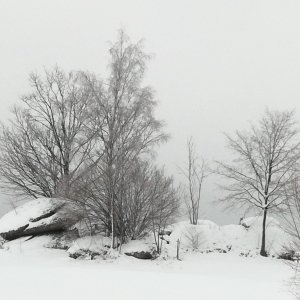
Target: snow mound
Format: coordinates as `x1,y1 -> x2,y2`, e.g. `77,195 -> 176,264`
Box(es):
3,235 -> 55,253
68,235 -> 111,255
164,216 -> 291,256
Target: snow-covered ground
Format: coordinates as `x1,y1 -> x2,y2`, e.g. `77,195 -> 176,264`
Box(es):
0,240 -> 295,300
66,216 -> 294,259
0,224 -> 297,300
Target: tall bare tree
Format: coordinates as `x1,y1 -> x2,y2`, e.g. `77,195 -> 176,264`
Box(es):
182,137 -> 208,225
79,30 -> 169,247
0,68 -> 97,199
0,31 -> 175,250
217,110 -> 300,256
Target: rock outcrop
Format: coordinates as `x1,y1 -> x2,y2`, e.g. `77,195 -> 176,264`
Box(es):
0,198 -> 82,241
125,251 -> 155,259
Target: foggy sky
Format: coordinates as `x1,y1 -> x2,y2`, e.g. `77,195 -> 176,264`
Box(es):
1,0 -> 300,224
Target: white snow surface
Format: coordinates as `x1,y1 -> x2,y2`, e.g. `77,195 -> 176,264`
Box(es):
0,215 -> 297,299
0,234 -> 296,300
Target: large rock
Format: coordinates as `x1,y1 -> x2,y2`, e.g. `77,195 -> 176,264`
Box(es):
125,251 -> 155,259
0,198 -> 82,241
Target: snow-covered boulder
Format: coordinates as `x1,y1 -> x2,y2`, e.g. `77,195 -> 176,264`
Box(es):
0,198 -> 82,241
125,251 -> 154,259
67,233 -> 158,260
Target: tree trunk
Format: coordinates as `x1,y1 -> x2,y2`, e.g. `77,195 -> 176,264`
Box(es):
111,199 -> 115,249
260,208 -> 268,257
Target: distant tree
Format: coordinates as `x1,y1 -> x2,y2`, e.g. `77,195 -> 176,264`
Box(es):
182,137 -> 208,225
216,110 -> 300,256
0,68 -> 97,199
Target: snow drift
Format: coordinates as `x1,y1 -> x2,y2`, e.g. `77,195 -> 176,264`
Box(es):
166,216 -> 291,257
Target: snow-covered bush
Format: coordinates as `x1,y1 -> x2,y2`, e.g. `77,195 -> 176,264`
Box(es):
69,248 -> 107,260
81,161 -> 180,251
183,226 -> 203,250
67,235 -> 114,260
46,229 -> 79,250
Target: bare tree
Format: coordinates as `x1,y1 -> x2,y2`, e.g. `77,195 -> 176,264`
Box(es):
280,177 -> 300,295
77,159 -> 179,251
150,167 -> 179,254
216,110 -> 300,256
0,68 -> 97,199
0,31 -> 176,251
282,177 -> 300,248
183,226 -> 203,250
78,30 -> 169,247
182,137 -> 208,225
116,161 -> 179,243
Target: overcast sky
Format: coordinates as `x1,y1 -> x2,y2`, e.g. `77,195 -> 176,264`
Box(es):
1,0 -> 300,223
